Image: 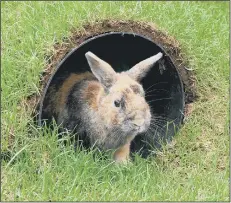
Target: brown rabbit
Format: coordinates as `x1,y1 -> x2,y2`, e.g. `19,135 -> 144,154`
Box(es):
51,51 -> 163,163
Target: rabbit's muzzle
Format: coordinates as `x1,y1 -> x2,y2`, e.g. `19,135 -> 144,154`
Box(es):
124,108 -> 151,134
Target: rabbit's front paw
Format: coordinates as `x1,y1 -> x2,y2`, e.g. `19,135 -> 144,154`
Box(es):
113,143 -> 130,164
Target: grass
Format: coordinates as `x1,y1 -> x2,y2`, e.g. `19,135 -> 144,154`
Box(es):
1,1 -> 229,201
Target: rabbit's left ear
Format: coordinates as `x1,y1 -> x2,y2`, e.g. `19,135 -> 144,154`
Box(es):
126,52 -> 163,81
85,52 -> 117,88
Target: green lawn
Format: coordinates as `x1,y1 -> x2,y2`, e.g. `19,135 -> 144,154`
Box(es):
1,1 -> 229,201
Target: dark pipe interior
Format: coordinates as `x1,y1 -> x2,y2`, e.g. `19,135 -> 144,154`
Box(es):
39,32 -> 184,158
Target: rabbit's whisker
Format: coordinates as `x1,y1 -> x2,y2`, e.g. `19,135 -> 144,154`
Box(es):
145,88 -> 170,95
145,82 -> 168,92
147,97 -> 173,104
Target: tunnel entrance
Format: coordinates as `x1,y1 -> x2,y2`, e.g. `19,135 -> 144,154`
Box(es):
29,20 -> 197,158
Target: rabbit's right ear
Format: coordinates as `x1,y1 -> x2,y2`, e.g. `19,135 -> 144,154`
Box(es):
126,52 -> 163,82
85,52 -> 117,88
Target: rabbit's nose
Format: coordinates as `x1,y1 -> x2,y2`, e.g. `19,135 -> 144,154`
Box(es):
127,112 -> 136,120
133,119 -> 145,127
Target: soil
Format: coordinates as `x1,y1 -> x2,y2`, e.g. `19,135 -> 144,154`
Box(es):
27,19 -> 198,121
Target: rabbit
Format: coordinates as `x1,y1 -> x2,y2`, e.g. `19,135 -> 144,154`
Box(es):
50,51 -> 163,163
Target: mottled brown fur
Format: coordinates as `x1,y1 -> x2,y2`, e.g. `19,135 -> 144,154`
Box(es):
56,72 -> 94,112
113,143 -> 130,163
124,88 -> 131,94
83,81 -> 102,110
130,84 -> 141,94
112,116 -> 118,125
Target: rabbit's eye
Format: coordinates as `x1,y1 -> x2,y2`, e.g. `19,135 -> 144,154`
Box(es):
114,100 -> 121,107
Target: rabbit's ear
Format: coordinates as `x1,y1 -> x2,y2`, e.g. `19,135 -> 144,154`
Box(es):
126,52 -> 163,82
85,52 -> 117,88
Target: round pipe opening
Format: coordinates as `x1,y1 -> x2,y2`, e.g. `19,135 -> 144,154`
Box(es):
39,32 -> 185,157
